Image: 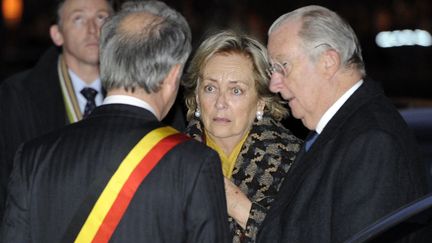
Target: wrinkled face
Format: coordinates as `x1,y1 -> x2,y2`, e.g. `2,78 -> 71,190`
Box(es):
197,53 -> 264,148
55,0 -> 111,66
267,21 -> 324,129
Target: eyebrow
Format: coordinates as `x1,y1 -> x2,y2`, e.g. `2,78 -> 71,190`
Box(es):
202,77 -> 251,86
68,9 -> 110,16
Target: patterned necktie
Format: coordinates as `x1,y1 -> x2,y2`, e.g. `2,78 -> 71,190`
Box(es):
305,131 -> 319,152
80,87 -> 98,118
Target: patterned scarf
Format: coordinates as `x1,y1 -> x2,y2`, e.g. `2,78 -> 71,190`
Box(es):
57,54 -> 83,123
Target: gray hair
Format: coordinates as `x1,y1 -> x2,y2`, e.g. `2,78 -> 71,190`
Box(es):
269,5 -> 366,77
100,0 -> 192,93
183,30 -> 288,121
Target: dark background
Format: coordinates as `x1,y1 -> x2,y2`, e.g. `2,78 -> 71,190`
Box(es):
1,0 -> 431,169
1,0 -> 431,105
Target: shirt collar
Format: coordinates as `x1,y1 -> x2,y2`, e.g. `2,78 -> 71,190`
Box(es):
315,79 -> 363,134
102,95 -> 157,118
68,69 -> 103,111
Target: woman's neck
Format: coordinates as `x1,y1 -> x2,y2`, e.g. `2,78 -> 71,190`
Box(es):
205,131 -> 248,156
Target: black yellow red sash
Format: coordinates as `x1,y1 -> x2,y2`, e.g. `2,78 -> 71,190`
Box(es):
74,126 -> 190,242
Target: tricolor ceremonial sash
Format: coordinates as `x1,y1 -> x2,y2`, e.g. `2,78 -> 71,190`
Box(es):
74,126 -> 190,242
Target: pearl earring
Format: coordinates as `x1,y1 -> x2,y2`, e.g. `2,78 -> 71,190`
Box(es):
256,111 -> 263,121
194,108 -> 201,118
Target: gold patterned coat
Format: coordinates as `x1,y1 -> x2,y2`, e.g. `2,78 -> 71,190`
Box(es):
185,115 -> 303,242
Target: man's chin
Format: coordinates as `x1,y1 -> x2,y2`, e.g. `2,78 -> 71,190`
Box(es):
82,57 -> 100,66
84,49 -> 99,60
289,108 -> 301,120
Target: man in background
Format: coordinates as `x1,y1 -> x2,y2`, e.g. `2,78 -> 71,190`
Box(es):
258,5 -> 431,243
1,1 -> 229,242
0,0 -> 113,221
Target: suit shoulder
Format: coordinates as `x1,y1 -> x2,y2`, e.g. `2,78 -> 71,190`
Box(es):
348,97 -> 409,135
170,138 -> 219,162
18,123 -> 71,153
179,138 -> 217,154
0,47 -> 59,95
0,70 -> 31,93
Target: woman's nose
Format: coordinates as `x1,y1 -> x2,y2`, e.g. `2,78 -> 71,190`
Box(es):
215,92 -> 227,109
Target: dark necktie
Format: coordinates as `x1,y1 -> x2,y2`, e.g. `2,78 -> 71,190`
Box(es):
305,131 -> 319,152
80,87 -> 98,118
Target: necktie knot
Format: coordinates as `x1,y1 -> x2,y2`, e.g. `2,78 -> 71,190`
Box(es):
81,87 -> 98,101
80,87 -> 98,118
305,131 -> 318,152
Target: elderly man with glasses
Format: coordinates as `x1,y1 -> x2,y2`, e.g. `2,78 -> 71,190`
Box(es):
258,5 -> 431,243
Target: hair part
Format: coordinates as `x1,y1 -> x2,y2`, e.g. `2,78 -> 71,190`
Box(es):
269,5 -> 366,77
183,30 -> 288,121
99,0 -> 192,93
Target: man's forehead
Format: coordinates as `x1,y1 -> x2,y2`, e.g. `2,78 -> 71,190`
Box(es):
268,24 -> 301,56
61,0 -> 112,15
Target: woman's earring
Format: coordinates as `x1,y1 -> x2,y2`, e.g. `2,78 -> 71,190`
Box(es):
256,111 -> 263,121
194,108 -> 201,118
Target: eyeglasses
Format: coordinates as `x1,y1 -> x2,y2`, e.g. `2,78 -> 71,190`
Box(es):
267,43 -> 333,78
267,61 -> 290,78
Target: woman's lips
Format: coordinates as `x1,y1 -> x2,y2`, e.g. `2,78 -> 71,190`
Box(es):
213,117 -> 231,123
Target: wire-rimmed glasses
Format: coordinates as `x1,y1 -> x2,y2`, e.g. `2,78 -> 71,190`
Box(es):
267,43 -> 332,78
266,61 -> 290,78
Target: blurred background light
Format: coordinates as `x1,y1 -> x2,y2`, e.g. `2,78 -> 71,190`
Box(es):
376,29 -> 432,48
2,0 -> 23,28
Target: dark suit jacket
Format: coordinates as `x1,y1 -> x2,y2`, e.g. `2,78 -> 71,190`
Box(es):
257,80 -> 431,243
0,104 -> 229,242
0,47 -> 187,221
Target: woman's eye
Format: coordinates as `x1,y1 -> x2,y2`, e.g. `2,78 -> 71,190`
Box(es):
232,87 -> 243,95
204,85 -> 215,93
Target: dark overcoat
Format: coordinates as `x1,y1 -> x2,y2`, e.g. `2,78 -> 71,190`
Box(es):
257,80 -> 431,243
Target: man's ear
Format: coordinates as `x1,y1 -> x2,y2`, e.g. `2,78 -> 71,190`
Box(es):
161,64 -> 182,101
164,64 -> 182,91
319,49 -> 340,79
50,25 -> 64,46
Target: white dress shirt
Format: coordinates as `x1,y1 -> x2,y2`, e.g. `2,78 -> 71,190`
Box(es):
315,80 -> 364,134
